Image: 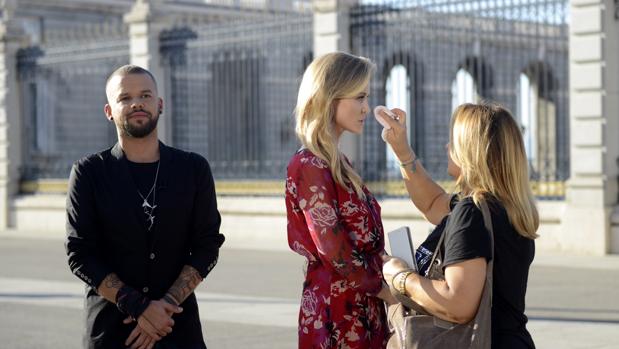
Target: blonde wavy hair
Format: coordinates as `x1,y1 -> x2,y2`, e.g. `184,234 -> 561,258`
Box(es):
295,52 -> 375,199
450,103 -> 539,239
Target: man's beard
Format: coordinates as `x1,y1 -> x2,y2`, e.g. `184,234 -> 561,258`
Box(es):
120,110 -> 159,138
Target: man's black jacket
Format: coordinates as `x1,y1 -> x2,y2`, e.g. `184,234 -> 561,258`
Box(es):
65,142 -> 224,349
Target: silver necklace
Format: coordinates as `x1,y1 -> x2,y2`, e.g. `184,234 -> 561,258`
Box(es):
137,160 -> 160,231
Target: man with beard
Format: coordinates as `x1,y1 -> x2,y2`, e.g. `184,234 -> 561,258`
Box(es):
65,65 -> 225,349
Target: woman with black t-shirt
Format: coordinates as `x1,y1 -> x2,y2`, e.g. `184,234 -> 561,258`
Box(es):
378,103 -> 538,348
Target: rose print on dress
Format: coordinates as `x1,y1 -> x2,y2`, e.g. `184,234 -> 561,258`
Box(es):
301,288 -> 318,316
309,202 -> 338,229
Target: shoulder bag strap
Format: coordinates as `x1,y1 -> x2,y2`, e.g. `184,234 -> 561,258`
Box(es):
426,223 -> 447,275
478,200 -> 495,304
426,194 -> 457,275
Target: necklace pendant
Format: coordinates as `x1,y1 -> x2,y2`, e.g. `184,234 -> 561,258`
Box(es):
142,199 -> 153,209
146,215 -> 155,231
138,161 -> 160,232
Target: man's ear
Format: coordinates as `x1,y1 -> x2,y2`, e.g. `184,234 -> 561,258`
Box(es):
104,104 -> 113,121
158,98 -> 163,114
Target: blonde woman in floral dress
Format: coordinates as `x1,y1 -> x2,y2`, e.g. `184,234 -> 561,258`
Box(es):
285,52 -> 396,349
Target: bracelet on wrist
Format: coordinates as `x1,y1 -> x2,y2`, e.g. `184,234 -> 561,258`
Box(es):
392,270 -> 414,295
403,271 -> 413,294
398,156 -> 418,167
163,293 -> 180,306
397,152 -> 414,164
115,285 -> 151,320
399,157 -> 420,173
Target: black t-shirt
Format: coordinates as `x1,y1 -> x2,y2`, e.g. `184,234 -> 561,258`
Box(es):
127,160 -> 160,231
416,196 -> 536,349
127,160 -> 159,194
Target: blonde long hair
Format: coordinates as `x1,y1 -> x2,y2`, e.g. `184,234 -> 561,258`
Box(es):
450,103 -> 539,239
294,52 -> 375,199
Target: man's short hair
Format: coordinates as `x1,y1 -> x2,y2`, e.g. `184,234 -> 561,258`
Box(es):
106,65 -> 158,90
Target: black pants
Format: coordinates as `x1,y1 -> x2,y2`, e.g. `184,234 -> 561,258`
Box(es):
153,338 -> 207,349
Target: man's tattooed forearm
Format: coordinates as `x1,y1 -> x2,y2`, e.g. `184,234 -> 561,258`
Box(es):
167,266 -> 202,304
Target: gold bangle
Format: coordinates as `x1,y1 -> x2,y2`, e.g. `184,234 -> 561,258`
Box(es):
393,270 -> 414,295
390,271 -> 403,290
403,271 -> 413,294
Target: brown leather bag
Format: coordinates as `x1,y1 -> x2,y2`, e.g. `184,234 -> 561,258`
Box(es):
387,201 -> 494,349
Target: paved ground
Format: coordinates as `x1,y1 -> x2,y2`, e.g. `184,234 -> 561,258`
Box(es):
0,236 -> 618,348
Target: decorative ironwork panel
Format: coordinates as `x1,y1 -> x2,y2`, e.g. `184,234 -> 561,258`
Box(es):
351,0 -> 569,199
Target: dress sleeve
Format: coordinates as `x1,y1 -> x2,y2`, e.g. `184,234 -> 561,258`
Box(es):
291,157 -> 383,295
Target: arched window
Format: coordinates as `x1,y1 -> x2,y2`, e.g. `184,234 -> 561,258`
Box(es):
451,68 -> 478,111
518,73 -> 537,166
385,64 -> 411,175
517,65 -> 557,178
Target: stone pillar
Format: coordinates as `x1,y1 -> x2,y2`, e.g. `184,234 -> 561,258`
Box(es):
124,0 -> 173,145
607,0 -> 619,252
563,0 -> 619,254
0,1 -> 27,229
312,0 -> 359,162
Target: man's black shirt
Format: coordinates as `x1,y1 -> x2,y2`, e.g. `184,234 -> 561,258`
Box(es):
127,160 -> 160,232
65,142 -> 225,349
415,196 -> 536,349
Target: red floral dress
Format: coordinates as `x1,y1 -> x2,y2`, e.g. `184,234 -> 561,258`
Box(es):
285,149 -> 388,349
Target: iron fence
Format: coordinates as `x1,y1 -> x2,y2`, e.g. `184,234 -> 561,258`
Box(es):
351,0 -> 569,199
160,12 -> 312,181
17,29 -> 129,180
15,0 -> 570,199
